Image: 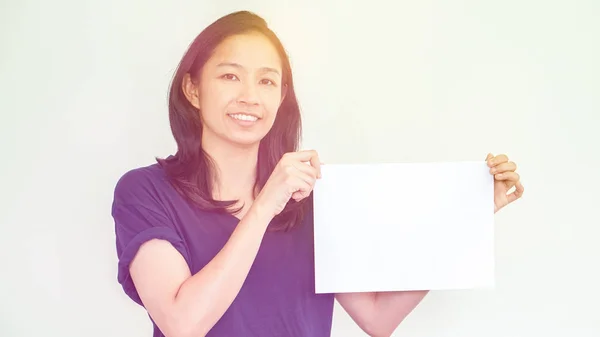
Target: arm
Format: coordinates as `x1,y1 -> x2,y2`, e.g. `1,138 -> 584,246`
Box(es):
118,150 -> 320,337
129,204 -> 272,337
336,290 -> 429,337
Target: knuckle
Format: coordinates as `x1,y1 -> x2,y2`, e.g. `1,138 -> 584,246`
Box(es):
287,180 -> 297,188
285,175 -> 295,185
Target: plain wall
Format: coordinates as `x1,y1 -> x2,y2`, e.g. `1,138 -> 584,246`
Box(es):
1,0 -> 599,336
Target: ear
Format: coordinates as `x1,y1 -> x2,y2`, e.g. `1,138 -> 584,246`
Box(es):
279,84 -> 288,105
182,73 -> 201,109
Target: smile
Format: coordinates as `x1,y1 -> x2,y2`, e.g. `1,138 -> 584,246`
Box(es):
228,113 -> 259,122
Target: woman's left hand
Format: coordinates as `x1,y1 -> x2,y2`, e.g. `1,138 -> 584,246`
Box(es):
487,153 -> 524,213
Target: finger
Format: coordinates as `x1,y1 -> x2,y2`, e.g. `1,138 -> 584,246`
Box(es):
290,150 -> 322,178
489,154 -> 509,167
291,162 -> 319,180
292,189 -> 311,201
291,191 -> 303,201
290,176 -> 314,201
288,165 -> 317,189
292,191 -> 311,202
490,161 -> 517,174
486,153 -> 494,167
507,181 -> 524,204
494,171 -> 520,183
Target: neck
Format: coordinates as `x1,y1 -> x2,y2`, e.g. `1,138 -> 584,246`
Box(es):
202,136 -> 259,202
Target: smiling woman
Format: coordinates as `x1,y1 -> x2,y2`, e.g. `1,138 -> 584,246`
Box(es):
111,10 -> 333,337
110,9 -> 523,337
157,12 -> 304,224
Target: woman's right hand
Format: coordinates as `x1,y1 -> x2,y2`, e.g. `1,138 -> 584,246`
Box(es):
254,150 -> 322,219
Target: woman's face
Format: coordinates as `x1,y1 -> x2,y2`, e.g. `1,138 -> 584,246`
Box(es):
184,32 -> 285,149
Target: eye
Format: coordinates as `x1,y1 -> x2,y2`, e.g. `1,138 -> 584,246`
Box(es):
260,78 -> 277,86
221,73 -> 239,81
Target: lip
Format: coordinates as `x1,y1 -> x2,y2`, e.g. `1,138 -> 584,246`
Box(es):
227,112 -> 261,119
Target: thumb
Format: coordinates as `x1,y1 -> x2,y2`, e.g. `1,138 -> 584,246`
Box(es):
486,153 -> 494,161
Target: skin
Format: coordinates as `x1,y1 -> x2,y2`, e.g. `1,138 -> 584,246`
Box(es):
182,32 -> 287,213
128,32 -> 525,337
128,33 -> 322,337
486,153 -> 524,213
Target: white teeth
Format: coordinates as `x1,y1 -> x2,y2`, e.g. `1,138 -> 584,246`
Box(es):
229,114 -> 258,122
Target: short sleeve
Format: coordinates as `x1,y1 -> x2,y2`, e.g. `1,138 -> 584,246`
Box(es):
111,167 -> 190,306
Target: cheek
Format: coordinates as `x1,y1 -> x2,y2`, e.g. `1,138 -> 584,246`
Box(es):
261,90 -> 283,114
201,84 -> 233,112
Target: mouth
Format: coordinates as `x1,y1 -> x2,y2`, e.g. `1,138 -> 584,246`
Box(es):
227,113 -> 260,122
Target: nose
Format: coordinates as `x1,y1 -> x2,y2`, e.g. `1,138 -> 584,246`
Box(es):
237,81 -> 260,106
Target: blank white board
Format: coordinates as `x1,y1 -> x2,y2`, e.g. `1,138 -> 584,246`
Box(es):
312,161 -> 495,294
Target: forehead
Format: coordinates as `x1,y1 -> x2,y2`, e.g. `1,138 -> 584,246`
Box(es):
208,33 -> 282,72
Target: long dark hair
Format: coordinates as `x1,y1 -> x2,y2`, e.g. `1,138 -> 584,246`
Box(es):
156,10 -> 309,231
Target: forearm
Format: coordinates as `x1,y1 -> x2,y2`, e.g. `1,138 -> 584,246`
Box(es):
172,205 -> 272,336
338,290 -> 429,337
370,290 -> 429,336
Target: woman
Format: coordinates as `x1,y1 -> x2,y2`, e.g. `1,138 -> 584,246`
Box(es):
111,10 -> 524,337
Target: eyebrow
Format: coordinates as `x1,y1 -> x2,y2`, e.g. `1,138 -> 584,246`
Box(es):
217,62 -> 281,76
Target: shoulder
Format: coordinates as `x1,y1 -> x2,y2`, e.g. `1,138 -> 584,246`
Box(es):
112,162 -> 170,206
111,162 -> 193,306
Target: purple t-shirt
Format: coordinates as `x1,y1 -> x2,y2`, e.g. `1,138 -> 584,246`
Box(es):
112,163 -> 335,337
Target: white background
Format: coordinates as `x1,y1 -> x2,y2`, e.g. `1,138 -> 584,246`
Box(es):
1,0 -> 598,336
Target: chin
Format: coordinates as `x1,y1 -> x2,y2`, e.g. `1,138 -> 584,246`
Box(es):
226,133 -> 267,148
